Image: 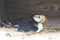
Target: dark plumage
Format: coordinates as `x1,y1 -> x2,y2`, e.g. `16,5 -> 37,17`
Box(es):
9,17 -> 38,32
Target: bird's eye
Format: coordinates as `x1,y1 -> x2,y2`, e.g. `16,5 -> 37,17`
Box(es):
38,16 -> 40,18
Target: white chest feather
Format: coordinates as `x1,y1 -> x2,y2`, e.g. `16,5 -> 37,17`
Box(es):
36,23 -> 43,32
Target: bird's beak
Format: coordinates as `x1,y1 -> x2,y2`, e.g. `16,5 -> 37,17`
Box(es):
40,15 -> 46,24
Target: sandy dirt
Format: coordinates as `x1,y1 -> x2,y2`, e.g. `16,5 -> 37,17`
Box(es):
0,27 -> 60,40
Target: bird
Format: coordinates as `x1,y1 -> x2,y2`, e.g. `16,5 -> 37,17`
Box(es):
1,15 -> 46,32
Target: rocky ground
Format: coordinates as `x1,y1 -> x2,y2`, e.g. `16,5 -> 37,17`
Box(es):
0,27 -> 60,40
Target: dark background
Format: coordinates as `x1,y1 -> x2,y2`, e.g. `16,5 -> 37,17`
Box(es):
1,0 -> 60,19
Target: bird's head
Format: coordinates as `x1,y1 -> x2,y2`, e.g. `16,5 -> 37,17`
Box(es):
33,15 -> 46,24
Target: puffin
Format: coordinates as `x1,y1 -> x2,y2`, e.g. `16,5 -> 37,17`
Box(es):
1,15 -> 46,32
